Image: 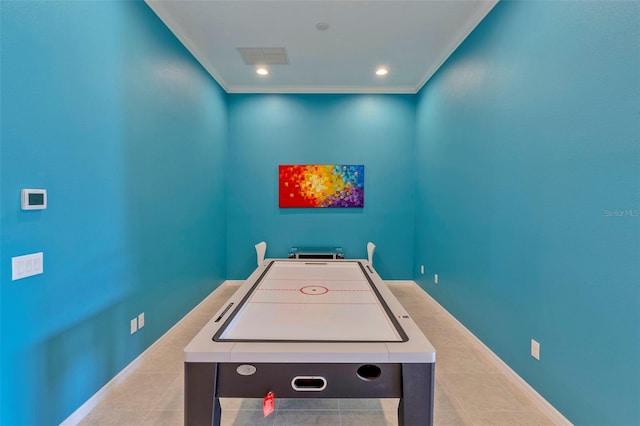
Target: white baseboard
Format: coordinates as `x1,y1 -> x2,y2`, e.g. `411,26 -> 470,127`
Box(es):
60,280 -> 234,426
385,280 -> 416,285
398,281 -> 572,426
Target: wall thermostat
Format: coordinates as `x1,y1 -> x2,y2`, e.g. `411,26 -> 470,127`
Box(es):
21,189 -> 47,210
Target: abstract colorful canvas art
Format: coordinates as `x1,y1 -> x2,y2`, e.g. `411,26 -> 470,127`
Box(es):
279,164 -> 365,208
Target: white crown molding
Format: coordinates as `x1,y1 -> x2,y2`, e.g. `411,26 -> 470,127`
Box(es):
414,0 -> 500,93
145,1 -> 230,92
226,85 -> 417,94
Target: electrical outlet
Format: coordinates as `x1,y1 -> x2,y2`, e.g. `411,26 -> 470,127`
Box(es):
434,274 -> 438,284
531,339 -> 540,360
420,265 -> 424,275
130,318 -> 138,334
138,312 -> 145,329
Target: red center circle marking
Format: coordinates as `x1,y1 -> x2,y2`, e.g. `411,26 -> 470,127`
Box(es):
300,286 -> 329,295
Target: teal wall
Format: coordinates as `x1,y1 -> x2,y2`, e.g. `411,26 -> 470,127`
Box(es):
0,2 -> 228,424
226,94 -> 416,280
413,1 -> 639,425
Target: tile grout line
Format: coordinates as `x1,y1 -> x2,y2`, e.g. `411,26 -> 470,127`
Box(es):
137,409 -> 153,425
147,375 -> 182,413
436,374 -> 475,425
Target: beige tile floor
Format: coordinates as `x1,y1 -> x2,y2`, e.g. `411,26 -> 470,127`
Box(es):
77,281 -> 558,426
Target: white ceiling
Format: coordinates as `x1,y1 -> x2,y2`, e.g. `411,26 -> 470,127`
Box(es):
145,1 -> 499,94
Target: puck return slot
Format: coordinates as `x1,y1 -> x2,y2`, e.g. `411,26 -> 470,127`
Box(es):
291,376 -> 327,392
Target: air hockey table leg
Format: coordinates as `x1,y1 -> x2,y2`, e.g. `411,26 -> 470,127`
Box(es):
185,362 -> 221,426
398,363 -> 435,426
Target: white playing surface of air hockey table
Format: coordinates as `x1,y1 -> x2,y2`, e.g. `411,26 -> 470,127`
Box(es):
184,259 -> 436,425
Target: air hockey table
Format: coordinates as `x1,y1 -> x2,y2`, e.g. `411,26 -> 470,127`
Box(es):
184,259 -> 436,425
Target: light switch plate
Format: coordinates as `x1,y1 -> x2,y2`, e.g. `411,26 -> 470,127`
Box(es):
12,252 -> 44,280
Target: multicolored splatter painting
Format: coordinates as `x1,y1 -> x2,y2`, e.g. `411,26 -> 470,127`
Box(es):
279,165 -> 365,208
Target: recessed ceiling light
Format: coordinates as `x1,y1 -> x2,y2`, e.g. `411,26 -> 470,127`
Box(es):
376,67 -> 388,76
256,67 -> 269,76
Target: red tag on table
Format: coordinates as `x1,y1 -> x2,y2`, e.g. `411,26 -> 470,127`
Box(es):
263,391 -> 275,417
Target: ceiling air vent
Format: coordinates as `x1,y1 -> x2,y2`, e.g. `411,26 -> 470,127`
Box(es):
237,47 -> 288,65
